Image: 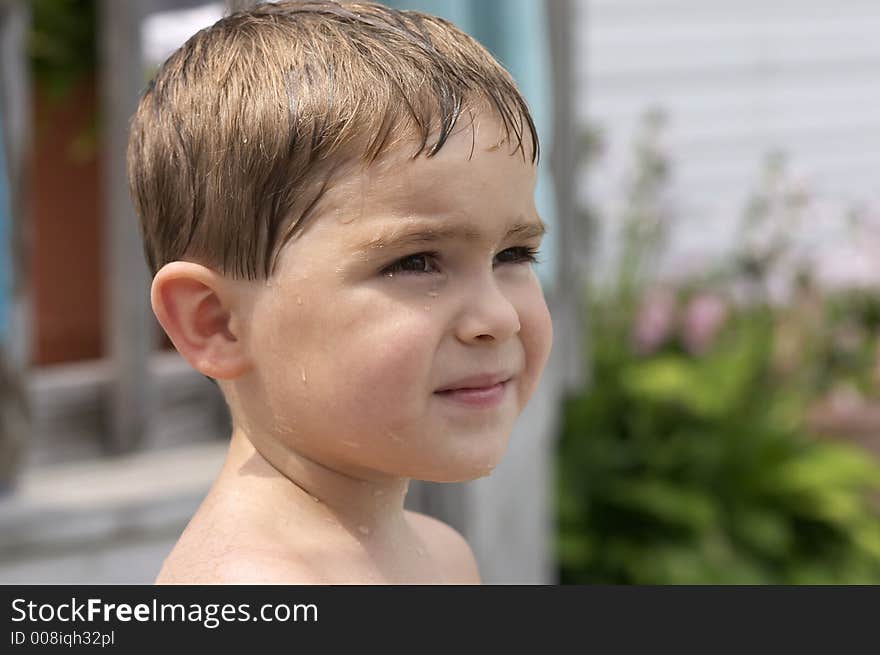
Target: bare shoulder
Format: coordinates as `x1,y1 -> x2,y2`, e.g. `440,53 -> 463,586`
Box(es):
155,543 -> 322,585
154,510 -> 321,584
405,510 -> 481,584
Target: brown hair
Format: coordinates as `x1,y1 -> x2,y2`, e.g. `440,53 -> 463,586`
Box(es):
127,0 -> 539,280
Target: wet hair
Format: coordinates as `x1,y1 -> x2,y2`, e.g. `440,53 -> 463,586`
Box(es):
127,0 -> 539,280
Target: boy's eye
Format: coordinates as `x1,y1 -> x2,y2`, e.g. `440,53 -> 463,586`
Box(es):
382,247 -> 541,277
383,252 -> 440,276
495,246 -> 542,266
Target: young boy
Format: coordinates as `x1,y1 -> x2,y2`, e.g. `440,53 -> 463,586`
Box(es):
128,0 -> 553,584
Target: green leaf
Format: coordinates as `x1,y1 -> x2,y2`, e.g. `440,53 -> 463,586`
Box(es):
732,508 -> 793,558
557,533 -> 593,570
606,478 -> 719,532
776,444 -> 880,496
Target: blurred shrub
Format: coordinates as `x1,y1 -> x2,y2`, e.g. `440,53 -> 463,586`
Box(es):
28,0 -> 96,101
557,113 -> 880,584
27,0 -> 98,163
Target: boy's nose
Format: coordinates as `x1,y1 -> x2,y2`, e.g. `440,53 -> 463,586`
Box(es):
453,276 -> 521,344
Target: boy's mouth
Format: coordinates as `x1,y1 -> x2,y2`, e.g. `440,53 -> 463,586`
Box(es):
435,372 -> 513,393
434,377 -> 511,409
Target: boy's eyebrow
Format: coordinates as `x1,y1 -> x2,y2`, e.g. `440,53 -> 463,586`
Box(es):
356,217 -> 547,252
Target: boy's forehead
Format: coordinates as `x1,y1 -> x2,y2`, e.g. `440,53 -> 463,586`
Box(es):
331,110 -> 530,190
280,113 -> 539,259
313,184 -> 543,265
328,133 -> 535,216
269,146 -> 542,280
321,155 -> 537,239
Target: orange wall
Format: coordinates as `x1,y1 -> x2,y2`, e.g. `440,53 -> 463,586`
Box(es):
30,77 -> 103,365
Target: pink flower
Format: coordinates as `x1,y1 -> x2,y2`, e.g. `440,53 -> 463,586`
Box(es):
682,293 -> 728,355
633,287 -> 677,355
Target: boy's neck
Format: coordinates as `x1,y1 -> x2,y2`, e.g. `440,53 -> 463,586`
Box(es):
220,428 -> 411,537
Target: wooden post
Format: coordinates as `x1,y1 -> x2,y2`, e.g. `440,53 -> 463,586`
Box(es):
99,0 -> 153,454
546,0 -> 584,395
0,0 -> 31,375
0,0 -> 32,489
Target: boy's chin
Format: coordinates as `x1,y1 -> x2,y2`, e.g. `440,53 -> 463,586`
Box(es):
411,461 -> 501,484
422,472 -> 495,484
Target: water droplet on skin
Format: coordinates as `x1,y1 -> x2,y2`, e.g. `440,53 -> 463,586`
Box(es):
331,206 -> 357,225
416,547 -> 426,558
426,290 -> 439,297
296,296 -> 303,305
301,368 -> 307,384
311,495 -> 320,502
340,440 -> 361,448
358,525 -> 371,535
373,489 -> 384,497
388,431 -> 404,443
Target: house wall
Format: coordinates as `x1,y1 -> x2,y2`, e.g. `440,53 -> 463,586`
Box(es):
578,0 -> 880,286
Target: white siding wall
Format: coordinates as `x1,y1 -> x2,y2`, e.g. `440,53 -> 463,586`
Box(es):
577,0 -> 880,286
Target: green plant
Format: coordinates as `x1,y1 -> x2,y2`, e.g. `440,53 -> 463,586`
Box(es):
559,303 -> 880,583
27,0 -> 98,162
28,0 -> 97,102
557,112 -> 880,584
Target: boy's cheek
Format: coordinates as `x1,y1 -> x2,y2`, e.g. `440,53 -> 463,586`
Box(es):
516,298 -> 554,407
332,319 -> 435,395
536,300 -> 554,362
276,300 -> 434,398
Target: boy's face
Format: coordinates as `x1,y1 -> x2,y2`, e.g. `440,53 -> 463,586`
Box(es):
233,114 -> 553,483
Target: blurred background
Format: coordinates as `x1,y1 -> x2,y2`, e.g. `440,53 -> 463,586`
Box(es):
1,0 -> 879,584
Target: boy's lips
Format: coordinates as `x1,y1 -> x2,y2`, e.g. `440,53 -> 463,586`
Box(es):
435,372 -> 513,392
434,376 -> 511,409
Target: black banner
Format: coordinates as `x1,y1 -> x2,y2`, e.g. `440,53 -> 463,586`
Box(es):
1,585 -> 878,650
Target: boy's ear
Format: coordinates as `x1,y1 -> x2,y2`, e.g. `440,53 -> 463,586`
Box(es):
150,261 -> 252,380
